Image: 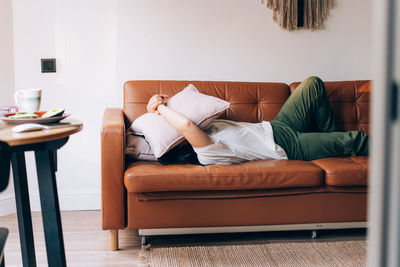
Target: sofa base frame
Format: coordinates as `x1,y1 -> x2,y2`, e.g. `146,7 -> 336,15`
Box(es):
139,221 -> 367,237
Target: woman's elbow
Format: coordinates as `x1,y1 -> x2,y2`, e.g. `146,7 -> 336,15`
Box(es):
177,118 -> 193,133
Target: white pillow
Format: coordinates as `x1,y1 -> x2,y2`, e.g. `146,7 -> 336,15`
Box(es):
125,133 -> 157,161
130,84 -> 230,158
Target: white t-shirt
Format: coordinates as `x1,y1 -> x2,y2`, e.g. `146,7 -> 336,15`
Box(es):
193,119 -> 288,165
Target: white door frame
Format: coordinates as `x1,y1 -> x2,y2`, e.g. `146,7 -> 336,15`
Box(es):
368,0 -> 398,266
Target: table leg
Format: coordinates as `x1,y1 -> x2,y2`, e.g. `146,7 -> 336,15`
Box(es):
11,152 -> 37,267
35,149 -> 66,267
51,150 -> 57,172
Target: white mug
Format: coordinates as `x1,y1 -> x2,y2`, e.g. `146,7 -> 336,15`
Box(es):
14,89 -> 42,113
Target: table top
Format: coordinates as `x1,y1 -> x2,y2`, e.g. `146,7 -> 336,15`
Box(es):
0,118 -> 83,146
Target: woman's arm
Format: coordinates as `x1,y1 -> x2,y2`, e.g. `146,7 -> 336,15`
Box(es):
147,95 -> 213,148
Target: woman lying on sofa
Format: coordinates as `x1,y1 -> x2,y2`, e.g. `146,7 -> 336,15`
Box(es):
147,76 -> 369,166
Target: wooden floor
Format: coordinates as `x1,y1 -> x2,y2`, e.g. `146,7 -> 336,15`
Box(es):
0,210 -> 366,267
0,211 -> 140,267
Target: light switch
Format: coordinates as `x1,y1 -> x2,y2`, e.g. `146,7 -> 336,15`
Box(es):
41,58 -> 56,73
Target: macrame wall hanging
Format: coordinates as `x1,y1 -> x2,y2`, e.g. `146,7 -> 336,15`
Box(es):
261,0 -> 335,30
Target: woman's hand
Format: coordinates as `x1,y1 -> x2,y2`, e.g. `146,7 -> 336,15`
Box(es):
147,94 -> 168,115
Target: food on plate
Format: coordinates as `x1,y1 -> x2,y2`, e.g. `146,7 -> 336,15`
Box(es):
9,112 -> 39,118
41,108 -> 65,118
3,108 -> 66,121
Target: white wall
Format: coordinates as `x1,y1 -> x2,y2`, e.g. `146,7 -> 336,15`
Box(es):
0,0 -> 14,105
8,0 -> 372,213
0,0 -> 16,216
116,0 -> 372,86
11,0 -> 117,212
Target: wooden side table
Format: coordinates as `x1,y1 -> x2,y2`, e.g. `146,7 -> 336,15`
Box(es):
0,118 -> 82,267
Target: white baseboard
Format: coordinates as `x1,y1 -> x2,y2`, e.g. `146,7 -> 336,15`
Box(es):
0,196 -> 16,216
30,193 -> 101,211
0,193 -> 100,216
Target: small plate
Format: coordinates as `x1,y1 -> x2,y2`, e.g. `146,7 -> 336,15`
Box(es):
1,112 -> 70,124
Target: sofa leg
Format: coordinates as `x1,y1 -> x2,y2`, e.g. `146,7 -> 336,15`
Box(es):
110,230 -> 119,251
311,230 -> 318,239
141,235 -> 147,245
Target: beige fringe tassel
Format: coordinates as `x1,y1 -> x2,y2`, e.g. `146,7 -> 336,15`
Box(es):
261,0 -> 334,30
137,244 -> 151,267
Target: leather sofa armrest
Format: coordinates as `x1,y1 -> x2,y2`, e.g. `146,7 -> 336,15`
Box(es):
101,108 -> 126,230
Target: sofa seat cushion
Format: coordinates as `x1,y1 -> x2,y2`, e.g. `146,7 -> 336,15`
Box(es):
311,156 -> 368,186
124,160 -> 323,193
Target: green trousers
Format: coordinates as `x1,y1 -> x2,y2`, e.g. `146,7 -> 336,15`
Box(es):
271,76 -> 369,161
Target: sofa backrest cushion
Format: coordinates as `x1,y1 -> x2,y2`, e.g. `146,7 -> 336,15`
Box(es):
124,81 -> 290,126
290,80 -> 371,133
124,80 -> 371,133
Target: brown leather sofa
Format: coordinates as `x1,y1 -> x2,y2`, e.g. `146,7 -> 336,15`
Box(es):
101,80 -> 370,250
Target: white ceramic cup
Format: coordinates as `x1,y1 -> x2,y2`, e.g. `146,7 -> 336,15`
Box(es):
14,89 -> 42,113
